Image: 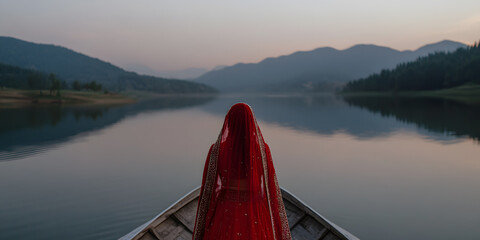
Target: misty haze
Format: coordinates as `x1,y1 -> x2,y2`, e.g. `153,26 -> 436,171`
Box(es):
1,1 -> 480,240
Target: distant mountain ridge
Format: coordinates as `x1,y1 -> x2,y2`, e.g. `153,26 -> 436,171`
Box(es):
0,36 -> 216,93
124,64 -> 210,80
124,64 -> 227,79
196,40 -> 466,92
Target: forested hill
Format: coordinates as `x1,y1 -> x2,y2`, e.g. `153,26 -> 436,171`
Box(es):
196,40 -> 466,92
343,42 -> 480,92
0,62 -> 53,89
0,36 -> 216,94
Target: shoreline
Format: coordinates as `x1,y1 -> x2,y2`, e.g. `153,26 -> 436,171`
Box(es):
0,89 -> 135,108
340,84 -> 480,104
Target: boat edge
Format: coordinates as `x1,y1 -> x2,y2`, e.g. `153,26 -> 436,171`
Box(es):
280,188 -> 360,240
119,186 -> 201,240
119,186 -> 360,240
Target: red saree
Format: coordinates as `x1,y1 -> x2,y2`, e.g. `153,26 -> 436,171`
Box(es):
193,103 -> 291,240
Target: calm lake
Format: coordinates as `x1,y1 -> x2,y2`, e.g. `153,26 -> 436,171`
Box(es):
1,94 -> 479,240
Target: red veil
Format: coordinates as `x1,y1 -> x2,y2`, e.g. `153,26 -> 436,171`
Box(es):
193,103 -> 291,240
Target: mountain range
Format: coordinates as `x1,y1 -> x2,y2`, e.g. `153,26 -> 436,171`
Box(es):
0,36 -> 216,94
124,64 -> 227,79
195,40 -> 467,92
123,64 -> 206,80
0,36 -> 467,94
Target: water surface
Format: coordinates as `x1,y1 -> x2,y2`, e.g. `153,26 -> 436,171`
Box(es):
1,94 -> 479,240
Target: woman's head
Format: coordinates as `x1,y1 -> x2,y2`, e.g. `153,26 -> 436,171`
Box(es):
217,103 -> 265,191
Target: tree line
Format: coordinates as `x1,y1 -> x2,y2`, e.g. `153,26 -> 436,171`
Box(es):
343,41 -> 480,92
0,63 -> 104,93
72,80 -> 103,92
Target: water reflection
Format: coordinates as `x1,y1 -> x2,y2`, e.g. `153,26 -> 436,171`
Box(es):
2,94 -> 479,161
0,96 -> 215,161
343,96 -> 480,142
201,94 -> 461,142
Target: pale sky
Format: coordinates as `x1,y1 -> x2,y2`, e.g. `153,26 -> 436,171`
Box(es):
1,0 -> 479,71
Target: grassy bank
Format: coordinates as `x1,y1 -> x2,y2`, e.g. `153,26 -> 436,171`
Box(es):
0,89 -> 135,108
341,83 -> 480,104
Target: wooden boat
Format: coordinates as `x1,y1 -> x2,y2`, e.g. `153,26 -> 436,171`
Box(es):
120,187 -> 359,240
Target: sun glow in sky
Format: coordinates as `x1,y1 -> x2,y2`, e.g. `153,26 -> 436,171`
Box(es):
1,0 -> 479,71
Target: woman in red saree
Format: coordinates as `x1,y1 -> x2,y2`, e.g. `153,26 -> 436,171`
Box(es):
193,103 -> 291,240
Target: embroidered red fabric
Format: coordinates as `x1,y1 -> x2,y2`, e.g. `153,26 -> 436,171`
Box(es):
193,103 -> 291,240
